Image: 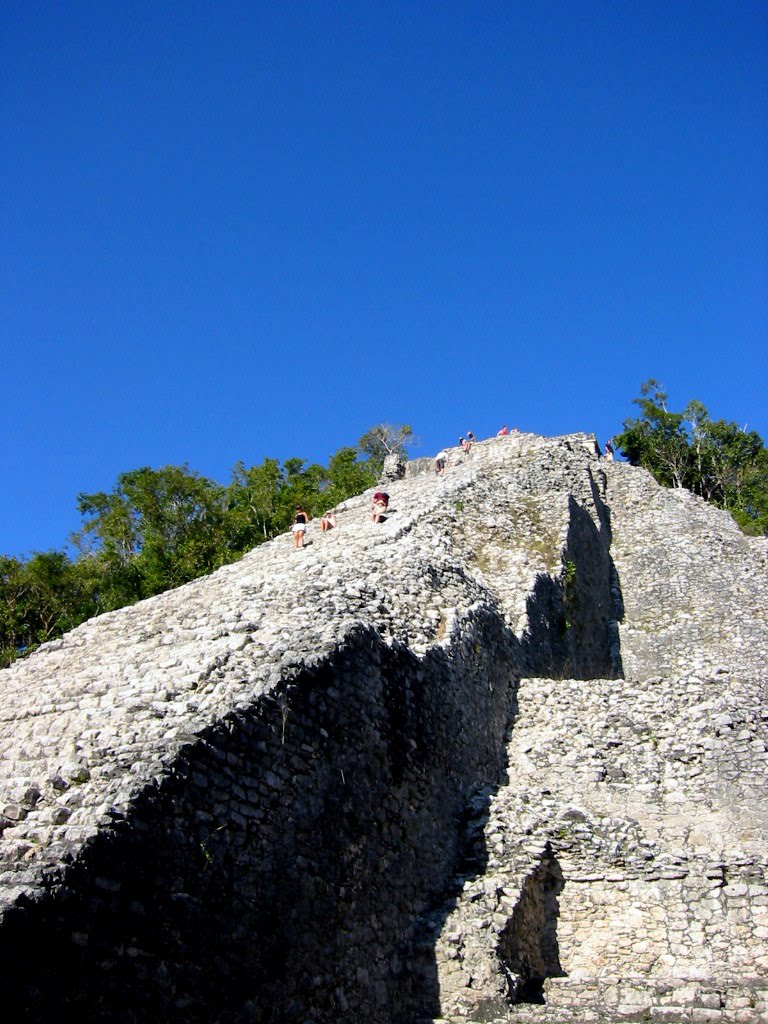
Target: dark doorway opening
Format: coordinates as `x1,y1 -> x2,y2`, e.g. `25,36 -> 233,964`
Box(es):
499,845 -> 566,1004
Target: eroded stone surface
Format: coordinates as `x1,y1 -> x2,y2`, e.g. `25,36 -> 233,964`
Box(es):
427,460 -> 768,1024
0,433 -> 765,1023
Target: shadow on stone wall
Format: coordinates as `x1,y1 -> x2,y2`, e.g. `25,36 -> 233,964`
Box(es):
523,482 -> 623,680
0,491 -> 625,1023
498,846 -> 566,1003
412,522 -> 623,1021
0,614 -> 517,1024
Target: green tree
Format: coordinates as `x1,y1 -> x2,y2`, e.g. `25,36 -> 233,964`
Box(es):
0,555 -> 31,666
616,381 -> 768,535
616,380 -> 690,488
226,458 -> 283,547
23,551 -> 77,642
273,458 -> 328,531
323,447 -> 377,508
695,419 -> 768,534
0,551 -> 98,666
226,456 -> 332,545
74,465 -> 229,597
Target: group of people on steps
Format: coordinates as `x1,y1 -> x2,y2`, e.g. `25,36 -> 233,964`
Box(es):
291,506 -> 337,549
291,493 -> 389,549
434,425 -> 516,475
291,429 -> 616,547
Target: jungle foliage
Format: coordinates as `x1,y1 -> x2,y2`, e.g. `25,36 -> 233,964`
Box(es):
0,424 -> 413,667
616,380 -> 768,537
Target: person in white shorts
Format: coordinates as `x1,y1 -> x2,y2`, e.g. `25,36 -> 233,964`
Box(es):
292,506 -> 310,548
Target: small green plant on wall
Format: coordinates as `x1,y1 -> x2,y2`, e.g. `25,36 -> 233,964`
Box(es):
563,559 -> 577,630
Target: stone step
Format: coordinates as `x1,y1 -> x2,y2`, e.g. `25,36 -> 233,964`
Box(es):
422,978 -> 768,1024
496,976 -> 768,1023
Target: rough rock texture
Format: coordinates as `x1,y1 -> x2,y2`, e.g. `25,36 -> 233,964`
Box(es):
427,450 -> 768,1024
0,433 -> 765,1023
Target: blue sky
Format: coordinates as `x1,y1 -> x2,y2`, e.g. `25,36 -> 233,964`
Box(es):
2,1 -> 766,558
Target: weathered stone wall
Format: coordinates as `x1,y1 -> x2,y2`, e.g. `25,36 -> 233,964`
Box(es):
606,462 -> 768,683
427,454 -> 768,1024
0,432 -> 765,1023
430,670 -> 768,1022
0,617 -> 518,1022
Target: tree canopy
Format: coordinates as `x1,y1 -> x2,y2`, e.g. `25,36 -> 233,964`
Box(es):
616,380 -> 768,536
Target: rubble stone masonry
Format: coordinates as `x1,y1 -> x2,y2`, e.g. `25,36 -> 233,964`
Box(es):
0,433 -> 765,1023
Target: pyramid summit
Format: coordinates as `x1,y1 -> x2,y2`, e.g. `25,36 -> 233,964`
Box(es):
1,432 -> 766,1022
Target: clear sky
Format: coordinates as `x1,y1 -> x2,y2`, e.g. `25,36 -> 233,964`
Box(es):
2,1 -> 766,558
